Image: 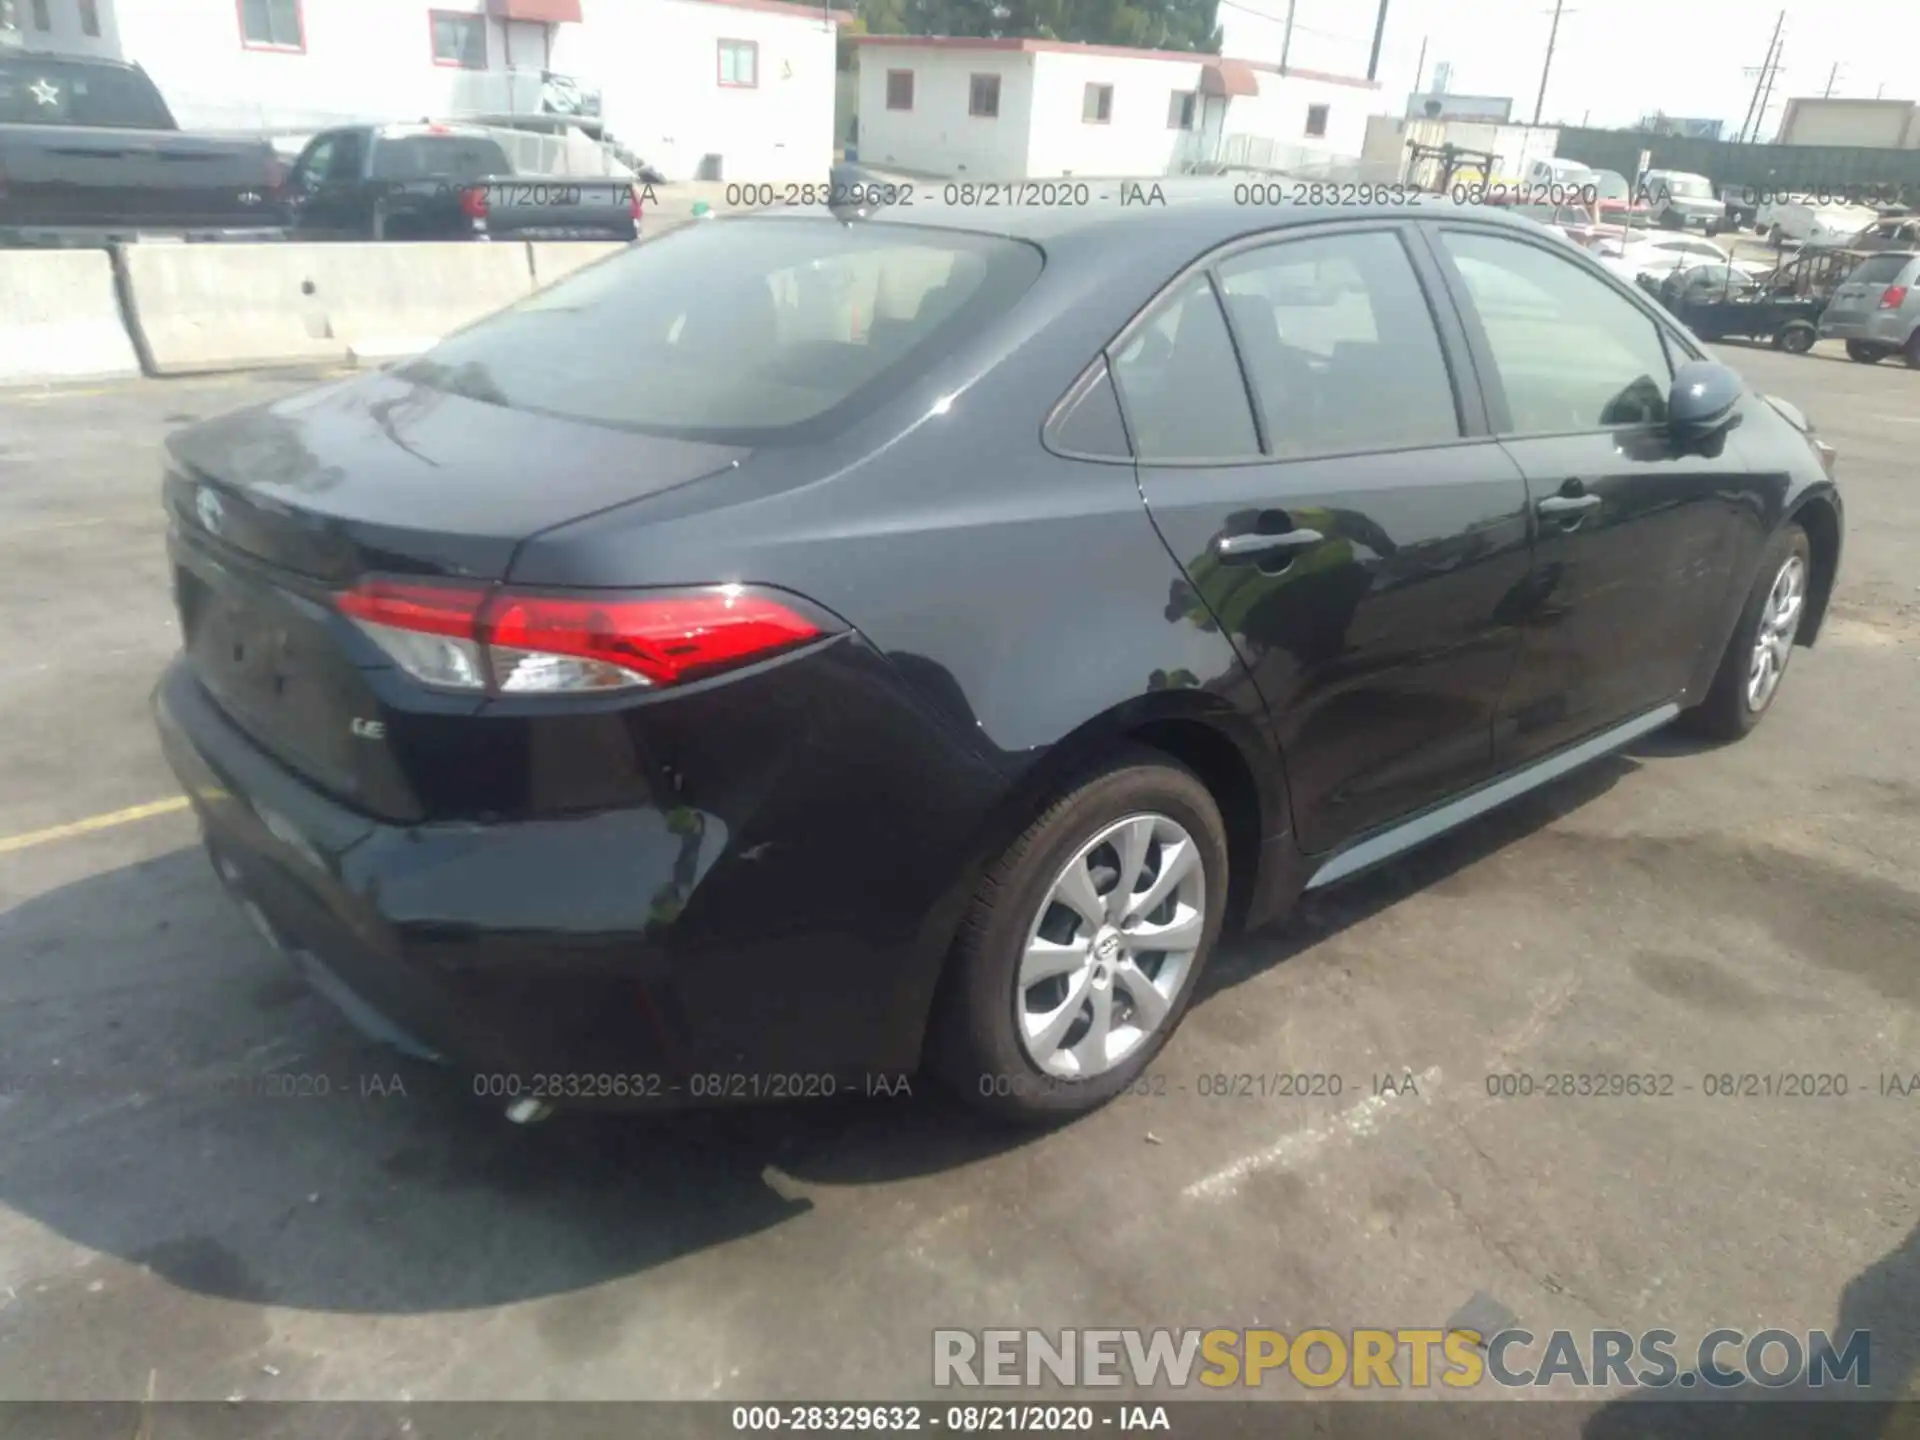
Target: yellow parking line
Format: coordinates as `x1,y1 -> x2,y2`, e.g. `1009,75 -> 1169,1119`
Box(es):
0,797 -> 191,856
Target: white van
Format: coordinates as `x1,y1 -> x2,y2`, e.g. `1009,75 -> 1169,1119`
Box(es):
1521,156 -> 1596,200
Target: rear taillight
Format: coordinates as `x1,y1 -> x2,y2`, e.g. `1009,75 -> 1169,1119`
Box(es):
459,186 -> 489,221
629,185 -> 644,222
1878,285 -> 1908,309
335,580 -> 835,694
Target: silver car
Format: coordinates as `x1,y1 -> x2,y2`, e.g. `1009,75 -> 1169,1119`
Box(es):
1819,251 -> 1920,365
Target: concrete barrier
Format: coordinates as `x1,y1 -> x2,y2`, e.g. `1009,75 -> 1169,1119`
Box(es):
528,241 -> 630,289
119,241 -> 537,375
0,249 -> 142,386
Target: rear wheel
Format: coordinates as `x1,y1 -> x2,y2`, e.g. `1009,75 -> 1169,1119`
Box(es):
1779,322 -> 1816,354
931,751 -> 1228,1124
1680,524 -> 1811,742
1905,330 -> 1920,368
1847,340 -> 1889,363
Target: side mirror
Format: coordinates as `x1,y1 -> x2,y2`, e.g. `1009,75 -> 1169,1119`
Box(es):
1668,360 -> 1744,442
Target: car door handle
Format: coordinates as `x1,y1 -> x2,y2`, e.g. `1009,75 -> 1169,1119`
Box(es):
1536,494 -> 1602,516
1214,528 -> 1325,561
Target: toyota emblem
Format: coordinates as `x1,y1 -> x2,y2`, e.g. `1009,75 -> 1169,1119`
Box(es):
196,486 -> 225,535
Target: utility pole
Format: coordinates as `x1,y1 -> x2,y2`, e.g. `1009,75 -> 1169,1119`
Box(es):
1823,62 -> 1841,98
1532,0 -> 1568,125
1279,0 -> 1296,74
1737,12 -> 1784,143
1412,34 -> 1428,95
1754,37 -> 1784,142
1365,0 -> 1390,84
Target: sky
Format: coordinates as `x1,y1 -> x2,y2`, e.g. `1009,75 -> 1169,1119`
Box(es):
1216,0 -> 1920,133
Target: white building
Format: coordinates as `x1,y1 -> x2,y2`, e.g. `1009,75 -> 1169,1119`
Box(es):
851,36 -> 1379,180
4,0 -> 843,181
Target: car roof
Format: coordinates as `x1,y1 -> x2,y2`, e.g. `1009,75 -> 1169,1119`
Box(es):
740,179 -> 1548,253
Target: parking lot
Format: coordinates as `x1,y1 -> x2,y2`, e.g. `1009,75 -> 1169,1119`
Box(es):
0,342 -> 1916,1420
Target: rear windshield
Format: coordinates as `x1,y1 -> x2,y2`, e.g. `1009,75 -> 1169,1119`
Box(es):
1848,254 -> 1914,285
399,217 -> 1045,442
369,136 -> 512,182
0,58 -> 172,129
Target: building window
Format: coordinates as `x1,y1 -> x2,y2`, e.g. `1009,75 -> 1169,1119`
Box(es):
1304,103 -> 1329,137
78,0 -> 99,33
429,11 -> 487,69
1082,83 -> 1112,124
718,39 -> 758,88
969,73 -> 999,118
29,0 -> 50,31
238,0 -> 304,51
1168,90 -> 1194,129
886,69 -> 913,111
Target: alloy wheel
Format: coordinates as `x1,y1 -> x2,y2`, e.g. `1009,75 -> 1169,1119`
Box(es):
1747,554 -> 1804,712
1015,813 -> 1206,1079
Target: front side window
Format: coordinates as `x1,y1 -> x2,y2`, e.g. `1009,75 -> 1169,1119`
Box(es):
399,218 -> 1043,443
430,12 -> 487,69
239,0 -> 304,50
1216,230 -> 1460,457
1439,228 -> 1672,434
1110,275 -> 1259,461
718,39 -> 757,88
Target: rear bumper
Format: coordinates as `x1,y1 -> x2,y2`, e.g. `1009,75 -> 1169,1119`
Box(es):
152,653 -> 952,1107
1819,311 -> 1911,345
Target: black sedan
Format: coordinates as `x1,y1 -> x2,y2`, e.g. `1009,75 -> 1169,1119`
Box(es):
152,188 -> 1843,1123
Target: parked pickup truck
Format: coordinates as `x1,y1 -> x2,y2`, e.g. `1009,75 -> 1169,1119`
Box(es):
281,123 -> 640,242
0,52 -> 285,246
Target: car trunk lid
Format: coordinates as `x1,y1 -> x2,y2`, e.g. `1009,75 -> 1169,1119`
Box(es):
163,371 -> 749,816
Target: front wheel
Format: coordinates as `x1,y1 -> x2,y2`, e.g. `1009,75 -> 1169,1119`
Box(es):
1779,322 -> 1816,354
931,751 -> 1229,1124
1679,524 -> 1812,742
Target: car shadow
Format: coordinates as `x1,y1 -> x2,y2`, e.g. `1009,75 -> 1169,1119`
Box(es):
1579,1218 -> 1920,1437
0,742 -> 1646,1318
1197,749 -> 1637,1001
0,847 -> 1043,1317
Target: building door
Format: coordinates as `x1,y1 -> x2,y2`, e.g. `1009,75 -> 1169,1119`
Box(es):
1197,94 -> 1227,170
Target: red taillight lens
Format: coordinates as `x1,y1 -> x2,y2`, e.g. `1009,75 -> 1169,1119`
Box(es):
459,186 -> 489,221
335,580 -> 832,694
629,185 -> 644,221
1878,285 -> 1908,309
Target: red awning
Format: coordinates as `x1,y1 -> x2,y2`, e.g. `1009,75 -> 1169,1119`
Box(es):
1199,60 -> 1260,98
487,0 -> 583,22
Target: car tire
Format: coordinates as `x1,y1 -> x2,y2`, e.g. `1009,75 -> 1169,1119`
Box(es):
930,749 -> 1229,1125
1846,340 -> 1887,363
1904,330 -> 1920,368
1680,524 -> 1812,743
1780,322 -> 1815,354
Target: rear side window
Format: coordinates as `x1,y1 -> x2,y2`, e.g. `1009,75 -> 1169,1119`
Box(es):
1109,275 -> 1259,461
1439,229 -> 1672,435
401,218 -> 1044,442
1216,230 -> 1460,456
0,58 -> 171,128
369,136 -> 512,182
1849,254 -> 1913,285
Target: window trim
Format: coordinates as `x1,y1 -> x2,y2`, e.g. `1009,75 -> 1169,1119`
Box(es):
1083,82 -> 1113,125
1419,219 -> 1696,442
884,68 -> 913,111
968,72 -> 1000,119
236,0 -> 306,52
1304,103 -> 1329,138
717,37 -> 758,89
428,9 -> 488,69
1082,218 -> 1491,469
